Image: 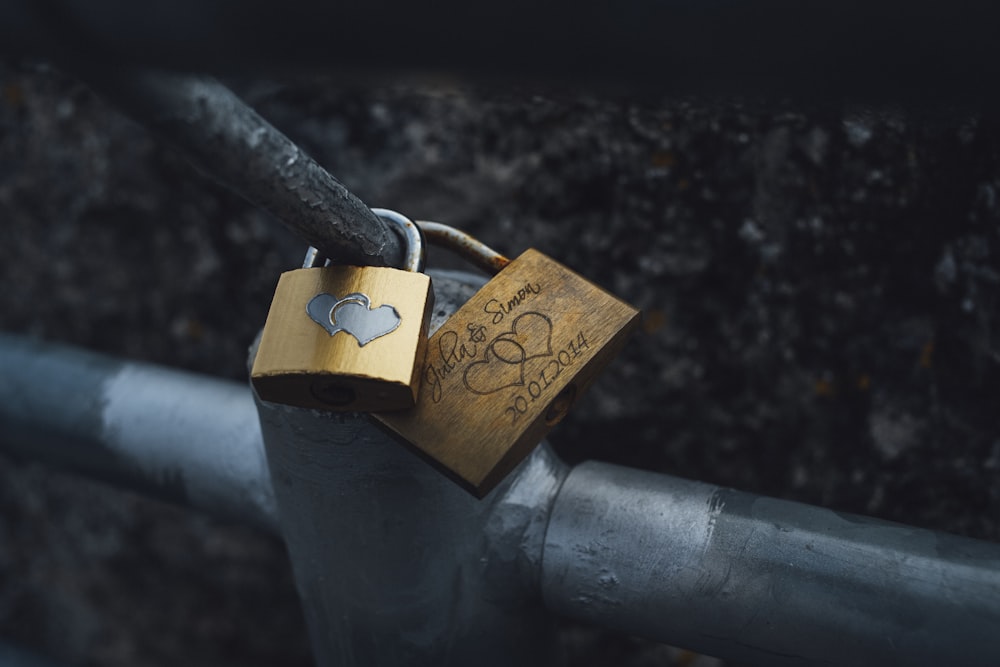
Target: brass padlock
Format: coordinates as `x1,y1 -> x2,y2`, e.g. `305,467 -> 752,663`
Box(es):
376,222 -> 640,497
251,209 -> 433,411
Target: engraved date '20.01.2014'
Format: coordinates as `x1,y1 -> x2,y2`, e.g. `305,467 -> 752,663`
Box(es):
502,329 -> 589,425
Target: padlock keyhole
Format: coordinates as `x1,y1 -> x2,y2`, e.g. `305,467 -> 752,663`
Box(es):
310,380 -> 357,407
544,384 -> 577,426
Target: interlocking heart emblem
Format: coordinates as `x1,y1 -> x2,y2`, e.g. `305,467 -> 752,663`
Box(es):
307,292 -> 402,346
463,312 -> 553,395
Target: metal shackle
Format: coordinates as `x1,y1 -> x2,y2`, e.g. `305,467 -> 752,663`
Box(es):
303,208 -> 426,272
415,220 -> 510,275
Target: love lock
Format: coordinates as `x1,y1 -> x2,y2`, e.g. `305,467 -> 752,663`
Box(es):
376,222 -> 640,497
250,209 -> 434,411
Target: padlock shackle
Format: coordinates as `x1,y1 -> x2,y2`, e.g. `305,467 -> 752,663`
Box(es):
416,220 -> 511,275
371,209 -> 426,273
304,209 -> 427,272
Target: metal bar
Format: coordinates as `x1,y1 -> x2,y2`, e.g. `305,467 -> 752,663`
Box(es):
542,462 -> 1000,666
0,333 -> 278,532
77,69 -> 405,268
4,2 -> 1000,102
5,326 -> 1000,664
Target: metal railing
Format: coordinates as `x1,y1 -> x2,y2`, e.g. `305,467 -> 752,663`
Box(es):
3,303 -> 999,665
1,31 -> 1000,666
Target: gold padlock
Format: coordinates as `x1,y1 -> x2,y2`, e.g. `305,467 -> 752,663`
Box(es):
251,209 -> 433,411
376,222 -> 640,497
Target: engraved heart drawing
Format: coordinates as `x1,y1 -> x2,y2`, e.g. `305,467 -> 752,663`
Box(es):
463,312 -> 553,395
463,340 -> 527,395
307,292 -> 401,346
495,311 -> 553,362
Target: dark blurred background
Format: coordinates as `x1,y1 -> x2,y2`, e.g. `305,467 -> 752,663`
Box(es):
1,50 -> 999,666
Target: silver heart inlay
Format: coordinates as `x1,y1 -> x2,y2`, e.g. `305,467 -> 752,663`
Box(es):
307,292 -> 402,346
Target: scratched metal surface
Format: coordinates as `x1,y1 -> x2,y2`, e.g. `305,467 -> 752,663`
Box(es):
1,62 -> 999,665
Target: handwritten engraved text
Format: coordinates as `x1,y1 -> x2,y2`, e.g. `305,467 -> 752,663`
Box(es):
484,282 -> 541,324
424,325 -> 484,403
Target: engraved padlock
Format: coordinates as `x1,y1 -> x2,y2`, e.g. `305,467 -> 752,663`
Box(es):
251,209 -> 433,411
376,222 -> 640,497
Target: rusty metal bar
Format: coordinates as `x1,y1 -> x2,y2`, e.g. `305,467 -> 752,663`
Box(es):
417,220 -> 510,275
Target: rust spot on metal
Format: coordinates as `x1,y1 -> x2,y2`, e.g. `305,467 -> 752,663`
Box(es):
416,220 -> 510,275
490,254 -> 512,272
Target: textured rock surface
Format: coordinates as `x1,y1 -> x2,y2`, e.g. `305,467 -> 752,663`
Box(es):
1,62 -> 998,665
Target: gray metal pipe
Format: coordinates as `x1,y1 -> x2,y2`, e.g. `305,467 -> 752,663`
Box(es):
0,333 -> 277,531
78,69 -> 405,268
6,277 -> 1000,665
542,462 -> 1000,666
4,329 -> 1000,665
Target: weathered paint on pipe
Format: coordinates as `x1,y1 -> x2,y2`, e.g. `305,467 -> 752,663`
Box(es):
0,333 -> 277,531
542,462 -> 1000,666
79,70 -> 405,268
